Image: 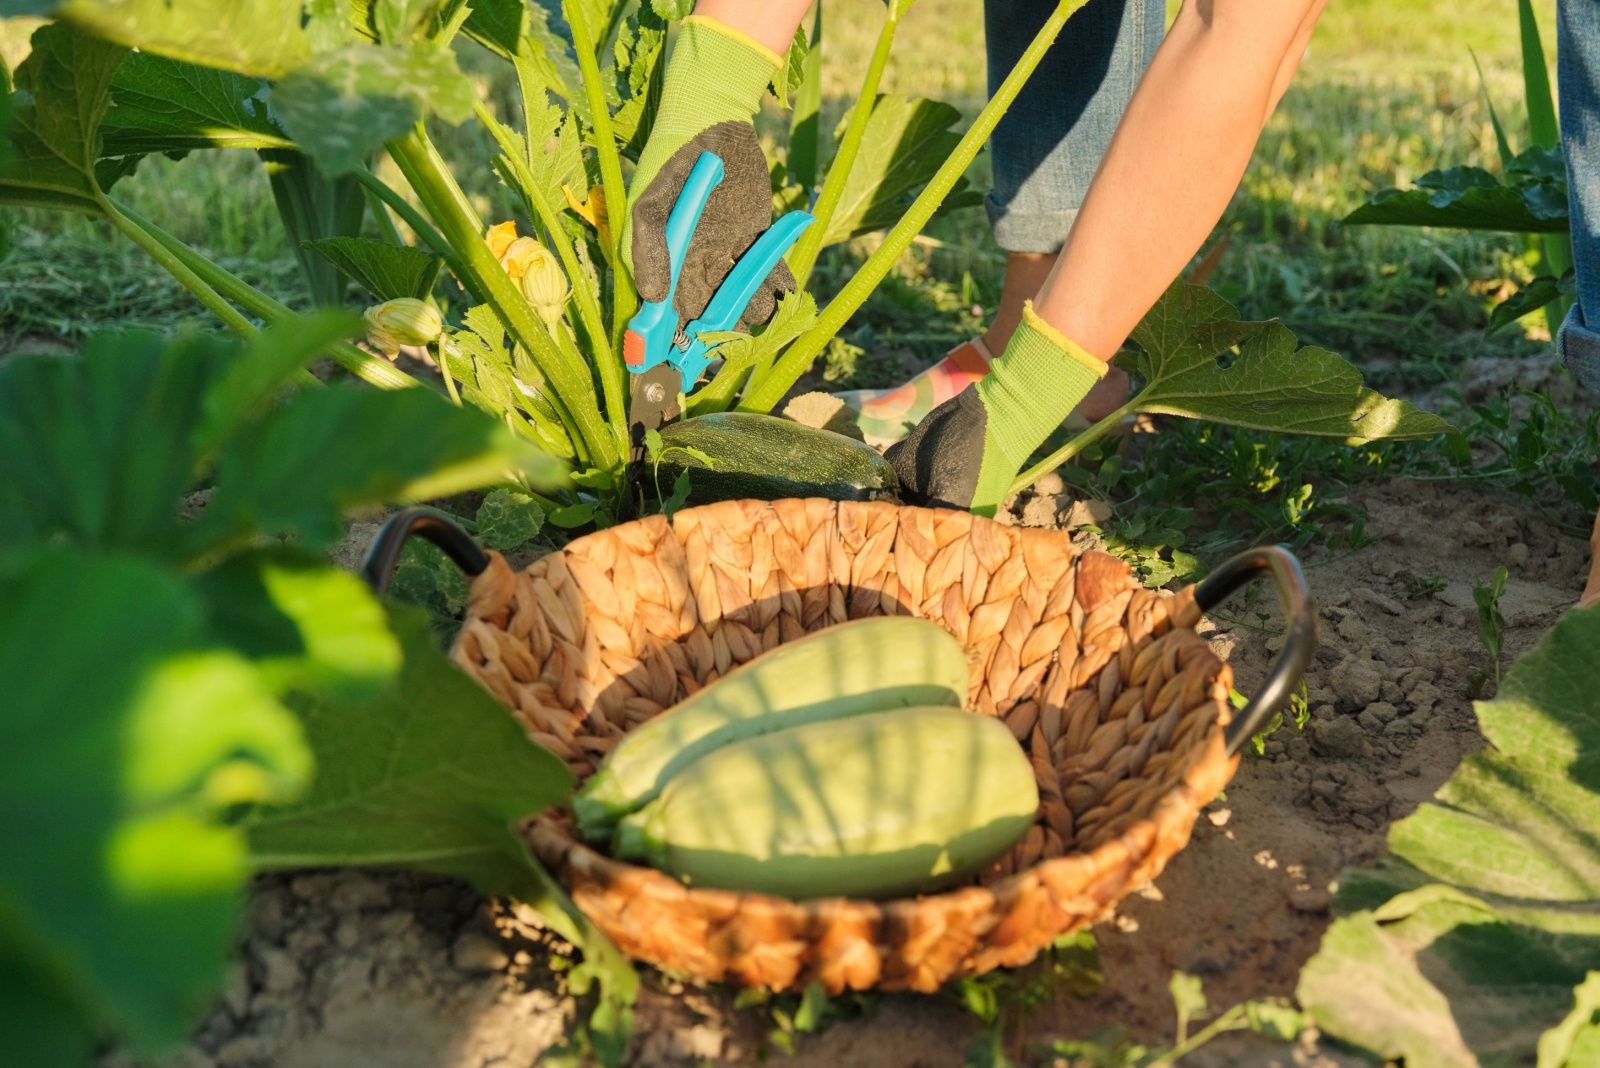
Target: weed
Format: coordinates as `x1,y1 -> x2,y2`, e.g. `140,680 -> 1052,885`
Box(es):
1405,573 -> 1451,599
1474,564 -> 1511,686
1046,970 -> 1306,1068
1242,681 -> 1312,756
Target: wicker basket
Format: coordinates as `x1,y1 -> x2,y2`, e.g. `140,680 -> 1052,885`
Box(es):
365,499 -> 1313,995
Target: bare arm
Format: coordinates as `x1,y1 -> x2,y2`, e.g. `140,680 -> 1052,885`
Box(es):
694,0 -> 811,54
1034,0 -> 1327,360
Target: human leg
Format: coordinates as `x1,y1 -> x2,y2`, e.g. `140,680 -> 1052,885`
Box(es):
839,0 -> 1160,445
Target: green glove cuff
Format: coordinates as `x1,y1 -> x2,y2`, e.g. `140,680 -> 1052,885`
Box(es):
969,303 -> 1107,515
630,17 -> 780,197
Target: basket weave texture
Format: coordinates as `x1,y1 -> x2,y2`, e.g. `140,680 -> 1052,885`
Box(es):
451,499 -> 1237,994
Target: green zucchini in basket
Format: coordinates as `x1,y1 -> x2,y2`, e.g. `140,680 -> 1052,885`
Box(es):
611,706 -> 1038,900
572,616 -> 968,841
654,412 -> 897,505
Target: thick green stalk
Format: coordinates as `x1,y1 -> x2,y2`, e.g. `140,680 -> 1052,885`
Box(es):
785,0 -> 902,288
564,0 -> 637,359
1010,395 -> 1140,497
387,128 -> 615,467
741,0 -> 1091,414
109,200 -> 412,391
475,98 -> 628,457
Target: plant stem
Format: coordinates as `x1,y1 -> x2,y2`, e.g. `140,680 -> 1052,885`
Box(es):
102,197 -> 260,340
1146,1006 -> 1250,1068
109,199 -> 415,391
741,0 -> 1091,414
1010,394 -> 1142,496
785,0 -> 902,288
387,127 -> 615,468
352,164 -> 467,274
474,98 -> 629,458
364,183 -> 407,247
563,0 -> 637,365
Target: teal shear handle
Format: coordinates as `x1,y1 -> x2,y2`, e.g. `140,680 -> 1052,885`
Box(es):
623,152 -> 725,373
623,151 -> 815,394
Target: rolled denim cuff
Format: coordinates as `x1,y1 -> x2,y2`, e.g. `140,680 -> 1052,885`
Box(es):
1558,304 -> 1600,393
984,193 -> 1079,255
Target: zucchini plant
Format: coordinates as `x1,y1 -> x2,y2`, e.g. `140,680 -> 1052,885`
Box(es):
0,318 -> 639,1067
1,0 -> 1446,522
1343,0 -> 1574,335
1297,603 -> 1600,1068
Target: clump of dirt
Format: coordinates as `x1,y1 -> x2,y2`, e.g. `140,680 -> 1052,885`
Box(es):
145,412 -> 1592,1068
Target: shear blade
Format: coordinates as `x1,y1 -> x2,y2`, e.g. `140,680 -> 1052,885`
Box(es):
628,363 -> 682,463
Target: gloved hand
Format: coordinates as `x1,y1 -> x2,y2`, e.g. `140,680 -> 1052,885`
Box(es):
623,17 -> 795,332
885,303 -> 1108,517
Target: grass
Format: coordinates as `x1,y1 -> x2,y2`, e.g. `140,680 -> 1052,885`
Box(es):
0,0 -> 1590,565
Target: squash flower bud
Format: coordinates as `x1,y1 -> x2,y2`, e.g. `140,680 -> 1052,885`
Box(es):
363,298 -> 442,358
519,242 -> 569,325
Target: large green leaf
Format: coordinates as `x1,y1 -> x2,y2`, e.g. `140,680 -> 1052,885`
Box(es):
820,94 -> 981,245
0,548 -> 311,1058
1299,606 -> 1600,1068
0,20 -> 124,213
1124,281 -> 1452,442
57,0 -> 310,79
305,235 -> 444,301
100,51 -> 292,157
0,331 -> 217,556
1344,150 -> 1570,235
0,316 -> 358,558
246,606 -> 570,876
201,383 -> 558,549
192,549 -> 402,698
271,41 -> 476,175
247,605 -> 636,1063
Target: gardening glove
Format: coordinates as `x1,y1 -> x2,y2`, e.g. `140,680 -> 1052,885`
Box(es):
886,302 -> 1107,517
623,16 -> 796,332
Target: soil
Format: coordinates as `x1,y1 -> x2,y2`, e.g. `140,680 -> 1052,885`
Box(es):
138,356 -> 1593,1068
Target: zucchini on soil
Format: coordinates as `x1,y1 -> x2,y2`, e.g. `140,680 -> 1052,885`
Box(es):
572,616 -> 969,841
654,412 -> 897,505
611,706 -> 1038,900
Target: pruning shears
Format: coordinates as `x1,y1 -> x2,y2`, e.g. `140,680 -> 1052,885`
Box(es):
625,151 -> 814,459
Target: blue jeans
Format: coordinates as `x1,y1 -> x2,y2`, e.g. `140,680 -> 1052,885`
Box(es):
1559,0 -> 1600,392
984,0 -> 1164,253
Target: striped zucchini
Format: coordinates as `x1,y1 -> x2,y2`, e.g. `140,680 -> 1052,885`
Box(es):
611,707 -> 1038,900
572,616 -> 968,841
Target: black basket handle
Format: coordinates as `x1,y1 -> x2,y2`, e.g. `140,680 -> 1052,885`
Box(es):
1193,545 -> 1318,757
361,508 -> 489,596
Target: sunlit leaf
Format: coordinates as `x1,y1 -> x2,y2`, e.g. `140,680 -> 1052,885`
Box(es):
1299,607 -> 1600,1067
0,548 -> 310,1057
1124,281 -> 1452,442
100,51 -> 292,157
821,95 -> 979,245
246,605 -> 570,877
58,0 -> 310,79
